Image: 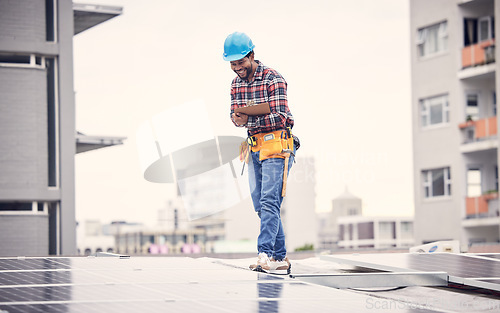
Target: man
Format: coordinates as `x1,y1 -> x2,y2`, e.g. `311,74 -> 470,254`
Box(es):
223,32 -> 297,274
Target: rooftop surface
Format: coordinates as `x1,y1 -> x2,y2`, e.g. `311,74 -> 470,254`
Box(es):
0,253 -> 499,312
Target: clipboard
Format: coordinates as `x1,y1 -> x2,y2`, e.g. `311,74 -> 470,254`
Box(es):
234,103 -> 271,116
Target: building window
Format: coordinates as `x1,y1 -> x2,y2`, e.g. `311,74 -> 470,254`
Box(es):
493,91 -> 496,116
358,222 -> 374,240
379,222 -> 395,240
423,167 -> 451,198
466,94 -> 479,121
420,94 -> 449,127
467,168 -> 482,197
46,58 -> 58,187
495,166 -> 498,192
0,54 -> 46,69
478,16 -> 494,42
0,202 -> 33,211
45,0 -> 56,42
400,222 -> 413,240
417,21 -> 448,57
464,17 -> 495,46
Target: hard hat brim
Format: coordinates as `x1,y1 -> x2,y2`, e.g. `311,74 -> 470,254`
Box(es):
223,53 -> 248,62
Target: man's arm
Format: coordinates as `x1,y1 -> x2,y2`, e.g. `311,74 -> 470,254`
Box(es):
233,103 -> 271,116
246,76 -> 289,129
230,85 -> 247,128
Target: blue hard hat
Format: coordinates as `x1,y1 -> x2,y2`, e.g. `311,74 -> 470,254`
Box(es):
222,32 -> 255,61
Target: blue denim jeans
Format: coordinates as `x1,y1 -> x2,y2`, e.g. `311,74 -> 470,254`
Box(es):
248,150 -> 295,260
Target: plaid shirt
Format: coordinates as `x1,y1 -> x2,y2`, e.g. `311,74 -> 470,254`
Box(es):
230,60 -> 294,136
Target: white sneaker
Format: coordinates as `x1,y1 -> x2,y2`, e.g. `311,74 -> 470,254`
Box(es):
269,257 -> 291,275
249,252 -> 271,272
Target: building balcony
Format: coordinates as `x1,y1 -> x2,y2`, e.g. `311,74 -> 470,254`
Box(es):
462,39 -> 495,68
459,40 -> 496,80
464,192 -> 499,220
459,116 -> 498,153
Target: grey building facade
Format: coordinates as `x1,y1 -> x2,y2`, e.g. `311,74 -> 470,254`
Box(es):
410,0 -> 499,249
0,0 -> 122,256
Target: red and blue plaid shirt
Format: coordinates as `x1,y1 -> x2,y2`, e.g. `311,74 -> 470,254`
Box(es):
230,60 -> 294,136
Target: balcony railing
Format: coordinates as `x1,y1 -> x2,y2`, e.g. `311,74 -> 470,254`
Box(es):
462,39 -> 495,68
465,192 -> 499,218
459,116 -> 497,143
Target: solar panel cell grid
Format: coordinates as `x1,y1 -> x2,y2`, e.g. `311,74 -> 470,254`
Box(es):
0,258 -> 70,271
0,270 -> 72,286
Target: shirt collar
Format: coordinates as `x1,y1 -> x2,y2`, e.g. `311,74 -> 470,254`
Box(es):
252,60 -> 264,81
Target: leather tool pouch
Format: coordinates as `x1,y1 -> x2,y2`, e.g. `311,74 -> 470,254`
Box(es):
258,132 -> 294,161
259,133 -> 285,161
249,129 -> 294,161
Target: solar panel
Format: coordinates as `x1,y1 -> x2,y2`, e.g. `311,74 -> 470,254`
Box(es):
477,254 -> 500,260
0,256 -> 442,313
321,253 -> 500,292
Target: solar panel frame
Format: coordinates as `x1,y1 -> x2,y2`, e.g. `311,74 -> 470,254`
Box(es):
321,253 -> 500,292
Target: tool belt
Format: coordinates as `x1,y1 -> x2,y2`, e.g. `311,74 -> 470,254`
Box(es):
239,128 -> 298,197
248,129 -> 294,161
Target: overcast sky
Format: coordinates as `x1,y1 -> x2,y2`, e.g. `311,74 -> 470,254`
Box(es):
73,0 -> 413,226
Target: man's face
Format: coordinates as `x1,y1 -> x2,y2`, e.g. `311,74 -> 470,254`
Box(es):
230,56 -> 253,81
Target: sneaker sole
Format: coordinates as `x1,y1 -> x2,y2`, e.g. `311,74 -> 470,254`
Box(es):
269,263 -> 291,275
253,265 -> 270,273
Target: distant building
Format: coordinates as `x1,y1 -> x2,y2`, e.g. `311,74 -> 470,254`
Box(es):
77,220 -> 115,255
0,0 -> 123,256
410,0 -> 499,249
282,157 -> 317,252
110,156 -> 316,255
337,216 -> 414,250
150,156 -> 316,254
318,188 -> 362,251
114,225 -> 206,255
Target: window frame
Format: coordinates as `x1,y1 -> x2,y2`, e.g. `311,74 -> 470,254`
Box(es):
420,94 -> 450,129
417,20 -> 448,58
478,16 -> 493,42
0,201 -> 49,215
422,167 -> 452,199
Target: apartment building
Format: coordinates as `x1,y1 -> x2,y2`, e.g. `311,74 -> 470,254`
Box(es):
0,0 -> 122,256
410,0 -> 499,249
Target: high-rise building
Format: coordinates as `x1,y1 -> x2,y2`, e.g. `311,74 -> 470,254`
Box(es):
0,0 -> 123,256
410,0 -> 499,249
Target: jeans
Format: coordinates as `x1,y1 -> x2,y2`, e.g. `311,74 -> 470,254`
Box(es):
248,149 -> 295,260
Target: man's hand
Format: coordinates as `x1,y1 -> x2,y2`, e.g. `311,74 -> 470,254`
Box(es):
232,112 -> 248,126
